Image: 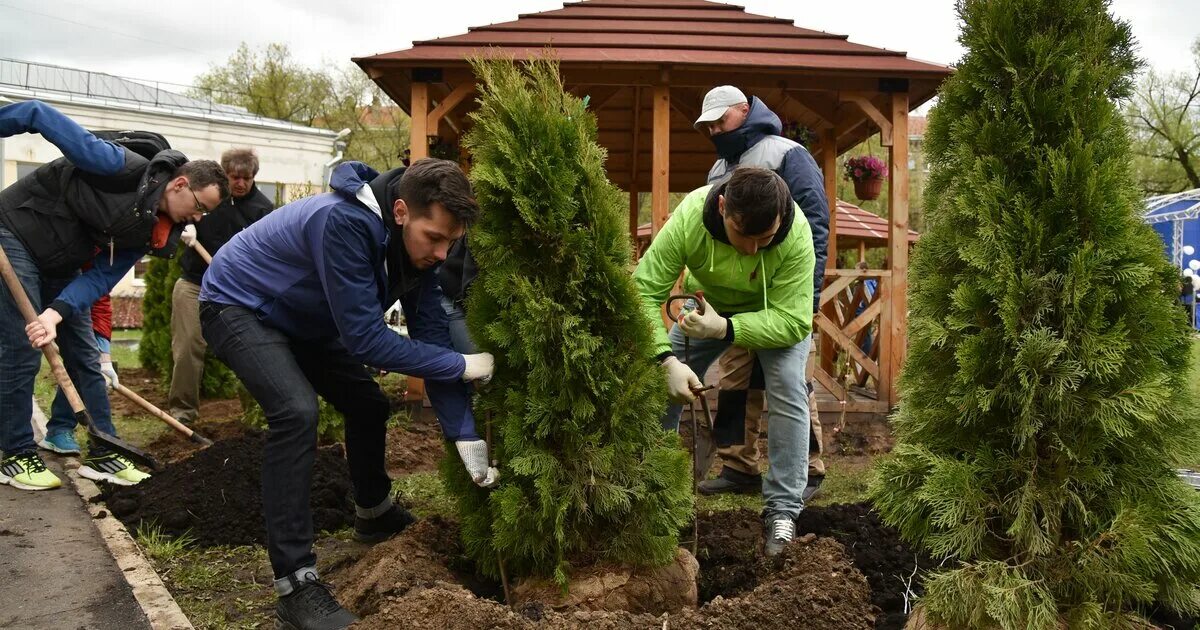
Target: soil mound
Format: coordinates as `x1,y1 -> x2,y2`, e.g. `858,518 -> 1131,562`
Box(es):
798,502 -> 937,630
335,514 -> 875,630
104,434 -> 353,546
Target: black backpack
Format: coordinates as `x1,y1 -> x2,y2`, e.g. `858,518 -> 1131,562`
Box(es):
90,129 -> 171,160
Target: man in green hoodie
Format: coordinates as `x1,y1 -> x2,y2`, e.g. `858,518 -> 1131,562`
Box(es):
633,167 -> 815,557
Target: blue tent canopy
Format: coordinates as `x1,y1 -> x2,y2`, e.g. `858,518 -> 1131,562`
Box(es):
1144,189 -> 1200,329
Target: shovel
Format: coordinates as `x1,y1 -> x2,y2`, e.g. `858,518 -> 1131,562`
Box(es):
0,242 -> 160,470
111,383 -> 213,447
666,293 -> 716,556
189,240 -> 213,264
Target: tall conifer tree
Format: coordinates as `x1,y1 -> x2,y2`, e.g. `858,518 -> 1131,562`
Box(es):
871,1 -> 1200,626
440,56 -> 692,586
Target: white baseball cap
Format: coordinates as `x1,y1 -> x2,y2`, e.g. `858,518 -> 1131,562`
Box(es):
694,86 -> 748,128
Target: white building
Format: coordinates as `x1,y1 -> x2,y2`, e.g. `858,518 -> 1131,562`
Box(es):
0,58 -> 340,297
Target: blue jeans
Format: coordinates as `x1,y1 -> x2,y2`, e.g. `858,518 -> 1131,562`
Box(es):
662,324 -> 812,520
200,302 -> 392,578
48,333 -> 110,438
439,296 -> 477,354
0,227 -> 116,457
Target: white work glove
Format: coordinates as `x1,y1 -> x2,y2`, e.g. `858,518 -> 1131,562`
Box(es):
678,297 -> 727,340
181,224 -> 198,248
662,356 -> 702,404
100,360 -> 119,390
462,352 -> 495,384
455,439 -> 500,487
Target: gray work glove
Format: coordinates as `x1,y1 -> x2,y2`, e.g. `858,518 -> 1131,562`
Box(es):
455,439 -> 500,488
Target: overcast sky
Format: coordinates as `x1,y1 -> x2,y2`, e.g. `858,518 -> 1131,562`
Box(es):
0,0 -> 1195,93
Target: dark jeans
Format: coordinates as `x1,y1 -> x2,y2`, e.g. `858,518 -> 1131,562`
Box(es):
200,302 -> 391,577
0,227 -> 115,456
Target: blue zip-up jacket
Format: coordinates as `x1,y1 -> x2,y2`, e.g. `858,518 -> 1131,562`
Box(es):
200,162 -> 478,440
708,97 -> 830,312
0,100 -> 145,315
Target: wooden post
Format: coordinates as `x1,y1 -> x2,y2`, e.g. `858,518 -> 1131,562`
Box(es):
407,80 -> 431,402
651,82 -> 671,236
886,92 -> 910,407
410,82 -> 430,161
858,240 -> 867,262
630,86 -> 643,245
819,128 -> 839,378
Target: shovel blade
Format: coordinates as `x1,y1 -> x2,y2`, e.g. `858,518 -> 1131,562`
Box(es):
78,411 -> 161,471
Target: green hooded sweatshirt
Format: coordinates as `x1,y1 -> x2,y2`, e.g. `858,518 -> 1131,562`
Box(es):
634,183 -> 815,357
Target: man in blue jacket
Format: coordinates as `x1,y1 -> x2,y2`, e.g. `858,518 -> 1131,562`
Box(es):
692,86 -> 831,501
200,158 -> 495,630
0,100 -> 226,491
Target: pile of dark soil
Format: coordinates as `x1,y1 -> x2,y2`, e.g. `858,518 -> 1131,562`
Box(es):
798,503 -> 937,630
103,434 -> 354,546
331,513 -> 875,629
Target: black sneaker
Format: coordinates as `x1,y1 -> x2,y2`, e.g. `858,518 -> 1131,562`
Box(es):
354,504 -> 416,544
697,466 -> 762,496
275,576 -> 358,630
802,475 -> 824,503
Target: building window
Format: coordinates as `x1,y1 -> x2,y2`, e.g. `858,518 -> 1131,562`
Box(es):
256,181 -> 279,205
16,161 -> 42,180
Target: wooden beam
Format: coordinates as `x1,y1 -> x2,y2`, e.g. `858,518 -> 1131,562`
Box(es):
781,91 -> 834,129
815,312 -> 879,380
843,298 -> 882,339
815,398 -> 890,414
813,367 -> 847,401
581,85 -> 626,112
629,86 -> 643,245
410,82 -> 430,161
840,92 -> 893,146
426,80 -> 475,132
824,269 -> 892,278
821,126 -> 838,271
818,274 -> 857,307
651,82 -> 671,236
877,269 -> 892,408
887,92 -> 910,406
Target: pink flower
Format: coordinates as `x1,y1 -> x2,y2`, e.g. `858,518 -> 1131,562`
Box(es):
854,168 -> 863,178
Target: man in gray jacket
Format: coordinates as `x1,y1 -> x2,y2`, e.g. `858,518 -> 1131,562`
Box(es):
693,86 -> 829,501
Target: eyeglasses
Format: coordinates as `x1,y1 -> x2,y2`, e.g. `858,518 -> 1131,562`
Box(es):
190,188 -> 209,215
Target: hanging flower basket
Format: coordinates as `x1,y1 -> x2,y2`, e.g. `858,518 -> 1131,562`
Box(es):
854,176 -> 884,201
844,155 -> 888,201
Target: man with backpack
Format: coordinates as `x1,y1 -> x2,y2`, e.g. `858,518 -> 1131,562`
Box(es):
0,99 -> 228,491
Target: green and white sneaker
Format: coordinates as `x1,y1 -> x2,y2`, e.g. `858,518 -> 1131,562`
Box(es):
0,451 -> 63,491
79,453 -> 151,486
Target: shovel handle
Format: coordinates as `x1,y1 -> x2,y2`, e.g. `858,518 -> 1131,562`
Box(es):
0,243 -> 89,416
112,383 -> 212,446
191,241 -> 213,265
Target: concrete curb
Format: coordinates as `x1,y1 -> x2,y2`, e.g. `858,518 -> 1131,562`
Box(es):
67,469 -> 195,630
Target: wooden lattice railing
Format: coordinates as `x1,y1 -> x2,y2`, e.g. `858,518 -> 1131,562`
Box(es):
814,268 -> 892,413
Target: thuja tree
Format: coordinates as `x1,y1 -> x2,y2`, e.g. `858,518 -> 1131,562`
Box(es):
870,0 -> 1200,626
440,56 -> 692,585
139,256 -> 238,397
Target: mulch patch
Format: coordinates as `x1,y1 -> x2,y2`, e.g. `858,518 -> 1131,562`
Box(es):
103,433 -> 354,546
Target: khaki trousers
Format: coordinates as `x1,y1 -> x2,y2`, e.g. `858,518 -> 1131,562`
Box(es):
167,278 -> 205,421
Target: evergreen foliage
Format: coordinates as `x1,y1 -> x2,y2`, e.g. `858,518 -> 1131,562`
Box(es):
441,56 -> 692,586
139,255 -> 238,398
870,1 -> 1200,626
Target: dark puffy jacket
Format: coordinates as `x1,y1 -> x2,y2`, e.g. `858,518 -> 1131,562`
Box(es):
0,148 -> 186,275
707,97 -> 830,312
178,185 -> 274,284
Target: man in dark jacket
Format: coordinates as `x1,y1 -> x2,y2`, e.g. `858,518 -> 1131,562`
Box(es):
692,86 -> 830,501
168,147 -> 274,423
199,158 -> 495,630
0,100 -> 227,492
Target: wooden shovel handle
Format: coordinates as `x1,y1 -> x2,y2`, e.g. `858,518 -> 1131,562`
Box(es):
0,243 -> 88,415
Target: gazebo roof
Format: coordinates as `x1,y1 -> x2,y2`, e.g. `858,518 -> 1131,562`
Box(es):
355,0 -> 953,191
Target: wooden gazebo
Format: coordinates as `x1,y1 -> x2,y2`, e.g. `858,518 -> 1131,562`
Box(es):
355,0 -> 952,413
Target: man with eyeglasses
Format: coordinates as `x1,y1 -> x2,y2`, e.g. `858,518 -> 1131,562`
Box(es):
169,147 -> 274,426
0,99 -> 228,491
